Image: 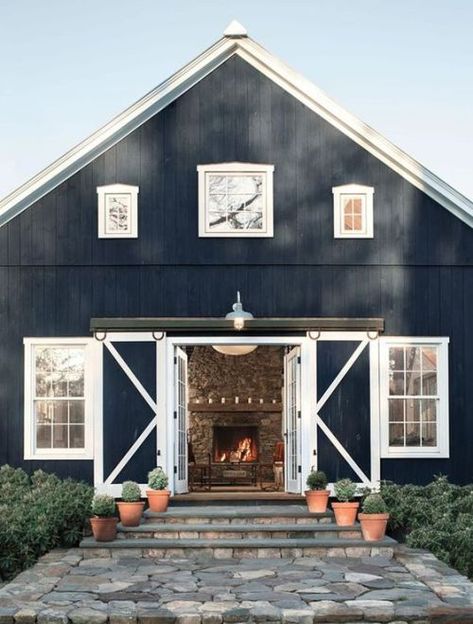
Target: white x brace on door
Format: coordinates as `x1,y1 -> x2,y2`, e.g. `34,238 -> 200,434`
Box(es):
313,332 -> 381,487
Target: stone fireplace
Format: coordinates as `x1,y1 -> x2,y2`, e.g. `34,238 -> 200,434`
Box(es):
213,425 -> 259,463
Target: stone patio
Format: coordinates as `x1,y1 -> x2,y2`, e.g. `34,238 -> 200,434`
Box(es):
0,546 -> 472,623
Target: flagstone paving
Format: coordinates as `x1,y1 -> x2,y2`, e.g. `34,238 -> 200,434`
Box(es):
0,546 -> 472,623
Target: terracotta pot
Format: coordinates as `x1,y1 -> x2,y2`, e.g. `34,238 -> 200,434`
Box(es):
90,516 -> 118,542
117,501 -> 145,527
358,513 -> 389,541
332,501 -> 359,526
146,489 -> 171,512
305,489 -> 330,513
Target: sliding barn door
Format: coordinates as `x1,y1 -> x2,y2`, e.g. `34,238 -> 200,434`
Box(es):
174,347 -> 188,494
284,346 -> 302,493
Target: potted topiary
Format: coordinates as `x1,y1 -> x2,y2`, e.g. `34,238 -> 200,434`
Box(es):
305,470 -> 330,513
146,468 -> 170,512
332,478 -> 359,526
90,494 -> 118,541
117,481 -> 144,527
358,493 -> 390,541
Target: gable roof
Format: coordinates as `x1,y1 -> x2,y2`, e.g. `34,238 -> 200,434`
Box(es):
1,23 -> 473,229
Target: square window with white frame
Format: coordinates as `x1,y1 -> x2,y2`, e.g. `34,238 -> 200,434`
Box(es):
333,184 -> 374,238
197,163 -> 274,237
379,338 -> 449,458
24,339 -> 97,460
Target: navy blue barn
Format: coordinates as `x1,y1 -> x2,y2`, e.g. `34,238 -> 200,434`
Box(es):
0,23 -> 472,495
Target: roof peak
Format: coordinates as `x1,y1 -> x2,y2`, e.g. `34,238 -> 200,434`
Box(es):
223,20 -> 248,38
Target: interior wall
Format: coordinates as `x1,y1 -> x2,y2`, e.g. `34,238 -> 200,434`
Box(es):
187,346 -> 284,466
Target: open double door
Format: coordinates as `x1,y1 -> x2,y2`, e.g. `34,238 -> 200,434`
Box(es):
172,345 -> 302,494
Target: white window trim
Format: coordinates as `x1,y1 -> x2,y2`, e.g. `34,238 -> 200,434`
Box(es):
197,162 -> 274,238
97,183 -> 139,239
23,337 -> 100,460
379,336 -> 450,459
332,184 -> 374,239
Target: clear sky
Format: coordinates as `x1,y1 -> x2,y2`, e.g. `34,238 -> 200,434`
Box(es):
0,0 -> 472,200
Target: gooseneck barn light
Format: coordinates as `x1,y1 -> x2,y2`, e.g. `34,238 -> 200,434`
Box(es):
225,291 -> 253,330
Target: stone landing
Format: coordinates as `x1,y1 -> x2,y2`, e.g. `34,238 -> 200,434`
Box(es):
1,546 -> 473,622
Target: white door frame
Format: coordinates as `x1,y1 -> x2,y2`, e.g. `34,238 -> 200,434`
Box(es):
166,335 -> 316,495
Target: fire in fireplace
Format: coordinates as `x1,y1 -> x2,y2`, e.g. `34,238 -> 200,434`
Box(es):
213,425 -> 259,463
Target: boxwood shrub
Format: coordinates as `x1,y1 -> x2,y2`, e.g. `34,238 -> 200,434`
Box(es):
380,476 -> 473,579
0,465 -> 93,580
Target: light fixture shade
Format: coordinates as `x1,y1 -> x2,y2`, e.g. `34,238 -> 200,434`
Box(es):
212,345 -> 258,356
225,291 -> 253,330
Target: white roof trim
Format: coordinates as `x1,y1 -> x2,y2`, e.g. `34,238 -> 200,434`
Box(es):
1,32 -> 473,229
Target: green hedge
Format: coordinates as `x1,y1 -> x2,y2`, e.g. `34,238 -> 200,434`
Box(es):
381,476 -> 473,579
0,466 -> 93,580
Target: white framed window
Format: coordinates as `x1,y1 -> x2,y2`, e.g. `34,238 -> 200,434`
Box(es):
197,162 -> 274,237
97,184 -> 139,239
332,184 -> 374,238
379,337 -> 449,459
24,338 -> 98,460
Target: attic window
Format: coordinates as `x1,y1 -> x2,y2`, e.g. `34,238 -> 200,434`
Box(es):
97,184 -> 139,239
197,163 -> 274,237
332,184 -> 374,238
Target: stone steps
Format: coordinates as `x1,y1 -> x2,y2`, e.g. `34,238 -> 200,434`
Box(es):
117,521 -> 362,540
143,504 -> 333,525
80,535 -> 397,559
80,501 -> 398,559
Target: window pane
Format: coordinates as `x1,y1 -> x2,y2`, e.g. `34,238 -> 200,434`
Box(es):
70,425 -> 85,449
227,175 -> 262,194
389,347 -> 404,371
422,347 -> 437,371
389,423 -> 404,446
208,175 -> 227,194
36,425 -> 52,448
388,399 -> 404,422
406,347 -> 421,371
35,401 -> 52,424
422,371 -> 437,395
406,422 -> 421,446
352,214 -> 363,231
352,198 -> 363,215
53,401 -> 68,424
406,369 -> 422,395
422,399 -> 437,422
422,422 -> 437,446
69,401 -> 85,424
52,425 -> 68,449
227,194 -> 259,212
344,214 -> 354,231
389,372 -> 404,395
405,399 -> 420,422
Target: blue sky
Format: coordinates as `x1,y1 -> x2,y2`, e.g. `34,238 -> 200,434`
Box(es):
0,0 -> 472,200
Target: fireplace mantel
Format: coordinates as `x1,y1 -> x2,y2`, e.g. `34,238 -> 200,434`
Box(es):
189,403 -> 282,413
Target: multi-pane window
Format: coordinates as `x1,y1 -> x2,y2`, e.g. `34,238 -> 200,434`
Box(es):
198,163 -> 274,237
380,339 -> 449,458
24,340 -> 94,459
333,184 -> 374,238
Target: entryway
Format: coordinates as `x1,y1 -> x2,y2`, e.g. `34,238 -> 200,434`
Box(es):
172,341 -> 301,495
